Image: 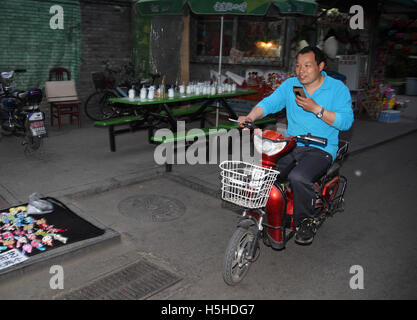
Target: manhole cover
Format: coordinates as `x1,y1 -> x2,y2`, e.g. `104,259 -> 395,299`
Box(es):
118,195 -> 186,222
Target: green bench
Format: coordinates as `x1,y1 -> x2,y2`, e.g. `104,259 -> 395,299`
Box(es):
94,115 -> 145,152
151,127 -> 231,172
150,116 -> 277,145
94,105 -> 217,152
150,127 -> 222,143
160,105 -> 216,117
150,117 -> 277,172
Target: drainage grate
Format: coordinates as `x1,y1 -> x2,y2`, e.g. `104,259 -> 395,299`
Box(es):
60,259 -> 181,300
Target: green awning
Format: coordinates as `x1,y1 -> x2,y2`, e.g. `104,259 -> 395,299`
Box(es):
135,0 -> 318,16
135,0 -> 186,15
272,0 -> 317,16
188,0 -> 271,15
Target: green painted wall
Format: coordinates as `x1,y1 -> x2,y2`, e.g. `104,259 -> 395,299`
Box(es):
0,0 -> 82,90
132,9 -> 151,79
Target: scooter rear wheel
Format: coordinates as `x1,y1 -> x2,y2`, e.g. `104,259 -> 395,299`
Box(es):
23,135 -> 42,154
223,227 -> 258,286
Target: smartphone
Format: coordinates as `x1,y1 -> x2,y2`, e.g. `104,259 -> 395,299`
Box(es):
293,86 -> 306,98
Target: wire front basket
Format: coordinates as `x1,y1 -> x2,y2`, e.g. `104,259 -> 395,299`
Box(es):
219,160 -> 279,209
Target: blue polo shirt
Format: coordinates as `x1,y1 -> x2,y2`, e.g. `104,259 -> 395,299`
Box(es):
257,71 -> 353,161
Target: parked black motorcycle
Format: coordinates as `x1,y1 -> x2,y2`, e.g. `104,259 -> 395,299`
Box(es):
0,69 -> 47,153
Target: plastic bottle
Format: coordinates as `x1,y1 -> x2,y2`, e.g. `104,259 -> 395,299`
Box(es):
128,86 -> 135,99
140,86 -> 147,100
148,86 -> 155,100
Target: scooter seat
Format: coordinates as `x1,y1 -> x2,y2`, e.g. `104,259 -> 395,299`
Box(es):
324,162 -> 340,178
11,91 -> 28,99
22,105 -> 38,112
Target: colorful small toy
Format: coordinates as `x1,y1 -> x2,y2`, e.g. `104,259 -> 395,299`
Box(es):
24,217 -> 34,224
22,244 -> 32,254
15,236 -> 28,248
31,240 -> 46,251
3,239 -> 15,248
54,234 -> 68,244
42,235 -> 54,247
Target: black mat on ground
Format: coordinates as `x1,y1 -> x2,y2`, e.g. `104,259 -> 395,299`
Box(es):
1,197 -> 105,258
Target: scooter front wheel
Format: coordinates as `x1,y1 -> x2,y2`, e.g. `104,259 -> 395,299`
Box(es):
223,226 -> 258,286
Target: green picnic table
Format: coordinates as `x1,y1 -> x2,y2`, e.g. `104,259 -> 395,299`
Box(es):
107,89 -> 259,132
96,89 -> 265,152
94,88 -> 279,172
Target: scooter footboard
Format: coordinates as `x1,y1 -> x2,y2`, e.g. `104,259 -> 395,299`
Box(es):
331,175 -> 347,210
324,175 -> 347,214
263,226 -> 295,250
264,184 -> 288,247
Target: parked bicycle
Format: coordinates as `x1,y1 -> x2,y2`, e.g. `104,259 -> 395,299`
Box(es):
0,69 -> 47,154
84,61 -> 159,121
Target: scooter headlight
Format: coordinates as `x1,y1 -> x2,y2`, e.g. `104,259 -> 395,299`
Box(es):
254,133 -> 288,156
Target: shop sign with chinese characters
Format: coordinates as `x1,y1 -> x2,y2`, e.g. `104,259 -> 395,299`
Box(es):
213,1 -> 247,13
0,249 -> 28,271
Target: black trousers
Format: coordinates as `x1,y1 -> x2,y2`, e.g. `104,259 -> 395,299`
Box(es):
275,146 -> 332,227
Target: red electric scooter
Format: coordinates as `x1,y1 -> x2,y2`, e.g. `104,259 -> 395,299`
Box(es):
220,121 -> 348,286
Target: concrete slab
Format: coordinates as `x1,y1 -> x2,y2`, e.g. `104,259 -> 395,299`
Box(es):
1,95 -> 416,299
70,177 -> 238,288
0,176 -> 238,299
0,124 -> 160,204
1,132 -> 416,299
347,118 -> 417,155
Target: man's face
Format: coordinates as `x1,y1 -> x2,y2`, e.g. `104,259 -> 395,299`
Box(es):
295,51 -> 324,86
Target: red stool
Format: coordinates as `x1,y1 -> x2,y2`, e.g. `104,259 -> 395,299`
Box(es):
50,101 -> 81,129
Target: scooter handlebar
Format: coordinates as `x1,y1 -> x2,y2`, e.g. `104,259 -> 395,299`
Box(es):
242,121 -> 257,130
228,118 -> 258,130
296,133 -> 327,146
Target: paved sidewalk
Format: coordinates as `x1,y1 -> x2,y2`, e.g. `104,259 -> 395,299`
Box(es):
0,96 -> 416,299
1,98 -> 416,205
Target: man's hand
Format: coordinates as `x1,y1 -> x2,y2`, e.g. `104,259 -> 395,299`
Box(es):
237,106 -> 265,128
296,96 -> 336,126
237,115 -> 254,128
295,96 -> 321,114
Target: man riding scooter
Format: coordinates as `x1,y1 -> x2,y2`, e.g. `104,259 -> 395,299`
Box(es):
238,46 -> 354,245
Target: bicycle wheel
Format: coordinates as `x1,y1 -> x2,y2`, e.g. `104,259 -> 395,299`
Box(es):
223,227 -> 259,286
84,91 -> 118,121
